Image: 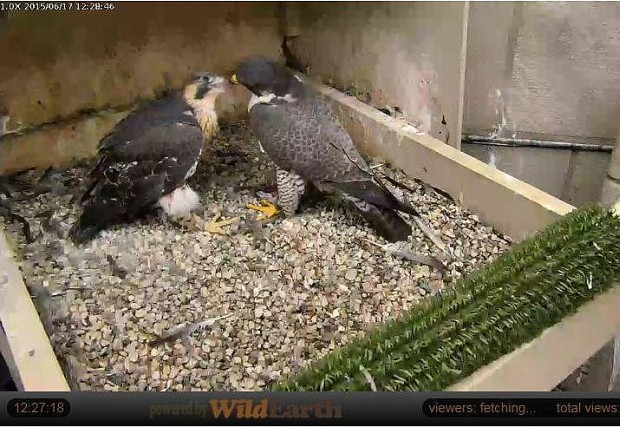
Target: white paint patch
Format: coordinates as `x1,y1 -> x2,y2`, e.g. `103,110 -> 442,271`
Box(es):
489,88 -> 507,139
401,123 -> 425,135
488,147 -> 497,169
0,115 -> 9,136
158,185 -> 200,218
294,75 -> 303,82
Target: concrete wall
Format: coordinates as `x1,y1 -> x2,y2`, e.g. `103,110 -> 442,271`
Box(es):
601,124 -> 620,206
286,1 -> 467,147
285,1 -> 618,206
462,143 -> 611,207
0,2 -> 280,174
465,1 -> 620,143
462,1 -> 620,206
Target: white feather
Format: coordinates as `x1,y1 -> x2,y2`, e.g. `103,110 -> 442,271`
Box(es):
257,140 -> 266,153
282,94 -> 297,103
158,185 -> 200,218
184,147 -> 202,180
247,93 -> 297,113
184,159 -> 199,180
248,93 -> 275,112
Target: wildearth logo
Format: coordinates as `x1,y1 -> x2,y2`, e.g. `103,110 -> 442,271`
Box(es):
209,399 -> 344,419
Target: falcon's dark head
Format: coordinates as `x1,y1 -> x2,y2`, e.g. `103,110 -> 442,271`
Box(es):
188,72 -> 228,100
231,56 -> 299,97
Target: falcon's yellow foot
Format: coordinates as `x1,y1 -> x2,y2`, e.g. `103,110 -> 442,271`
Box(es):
206,212 -> 241,235
246,200 -> 281,221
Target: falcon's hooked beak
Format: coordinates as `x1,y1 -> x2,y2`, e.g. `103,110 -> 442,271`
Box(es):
230,73 -> 240,85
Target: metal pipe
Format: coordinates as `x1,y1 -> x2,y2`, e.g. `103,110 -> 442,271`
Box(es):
462,135 -> 614,152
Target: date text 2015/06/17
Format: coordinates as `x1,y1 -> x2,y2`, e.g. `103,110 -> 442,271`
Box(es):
0,2 -> 116,12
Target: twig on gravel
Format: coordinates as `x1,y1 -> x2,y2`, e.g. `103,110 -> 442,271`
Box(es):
411,216 -> 450,257
361,238 -> 447,275
148,314 -> 234,346
32,286 -> 92,298
373,172 -> 450,255
380,171 -> 454,202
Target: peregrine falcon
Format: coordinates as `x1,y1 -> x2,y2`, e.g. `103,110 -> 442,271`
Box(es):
69,72 -> 228,244
230,56 -> 420,243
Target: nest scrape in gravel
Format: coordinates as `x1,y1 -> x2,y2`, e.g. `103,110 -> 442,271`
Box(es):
0,122 -> 511,391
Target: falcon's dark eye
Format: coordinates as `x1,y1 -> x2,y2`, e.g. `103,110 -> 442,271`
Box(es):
195,74 -> 211,84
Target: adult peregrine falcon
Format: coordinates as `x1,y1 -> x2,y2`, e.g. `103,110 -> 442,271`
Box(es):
231,56 -> 420,243
69,72 -> 228,244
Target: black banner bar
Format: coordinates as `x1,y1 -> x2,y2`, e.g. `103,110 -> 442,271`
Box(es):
2,392 -> 620,425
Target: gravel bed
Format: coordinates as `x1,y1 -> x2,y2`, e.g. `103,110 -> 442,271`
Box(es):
1,122 -> 511,391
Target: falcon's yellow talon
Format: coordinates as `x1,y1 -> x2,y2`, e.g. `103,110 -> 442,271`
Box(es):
206,213 -> 241,234
247,200 -> 280,220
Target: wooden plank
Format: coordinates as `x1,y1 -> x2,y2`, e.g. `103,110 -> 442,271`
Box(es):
0,229 -> 69,391
301,76 -> 574,241
447,283 -> 620,391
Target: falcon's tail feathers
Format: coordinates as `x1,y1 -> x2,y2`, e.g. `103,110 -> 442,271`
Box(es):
331,178 -> 420,218
68,199 -> 122,245
374,177 -> 421,217
353,200 -> 412,243
68,216 -> 103,245
80,179 -> 98,204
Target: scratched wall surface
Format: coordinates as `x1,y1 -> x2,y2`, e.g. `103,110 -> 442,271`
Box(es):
464,1 -> 620,143
287,2 -> 467,148
0,2 -> 280,134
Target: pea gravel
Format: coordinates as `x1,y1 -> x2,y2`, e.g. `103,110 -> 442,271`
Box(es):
1,122 -> 512,391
